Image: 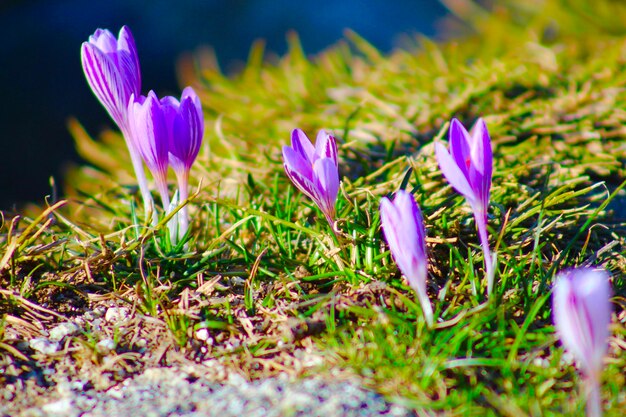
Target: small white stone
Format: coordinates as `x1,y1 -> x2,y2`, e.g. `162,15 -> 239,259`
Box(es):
49,322 -> 80,341
96,338 -> 116,355
230,276 -> 246,286
29,338 -> 60,355
107,387 -> 124,400
104,307 -> 129,323
227,373 -> 247,386
42,398 -> 73,415
195,328 -> 210,341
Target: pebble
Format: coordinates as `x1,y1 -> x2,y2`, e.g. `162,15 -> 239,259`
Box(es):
96,338 -> 116,355
29,338 -> 60,355
195,328 -> 210,341
48,322 -> 81,341
41,398 -> 75,417
104,307 -> 130,323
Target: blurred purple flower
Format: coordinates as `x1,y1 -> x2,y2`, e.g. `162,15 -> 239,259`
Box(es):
435,118 -> 495,296
380,190 -> 433,326
81,26 -> 152,216
282,129 -> 339,227
162,87 -> 204,239
127,91 -> 170,211
553,267 -> 612,417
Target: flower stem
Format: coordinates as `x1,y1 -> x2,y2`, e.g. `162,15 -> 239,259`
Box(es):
475,209 -> 494,297
586,376 -> 603,417
177,172 -> 190,239
416,286 -> 434,328
122,128 -> 156,225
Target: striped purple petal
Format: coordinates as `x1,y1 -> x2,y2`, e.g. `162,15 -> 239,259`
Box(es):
291,129 -> 316,164
81,26 -> 142,131
127,91 -> 169,183
315,130 -> 338,167
435,142 -> 476,205
313,157 -> 339,220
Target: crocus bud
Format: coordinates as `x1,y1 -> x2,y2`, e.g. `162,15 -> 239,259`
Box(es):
553,268 -> 612,379
81,26 -> 153,219
553,267 -> 612,417
127,91 -> 170,211
282,129 -> 339,227
380,190 -> 433,327
435,118 -> 495,296
81,26 -> 141,131
162,87 -> 204,241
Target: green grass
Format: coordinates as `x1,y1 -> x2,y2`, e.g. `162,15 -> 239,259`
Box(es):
1,0 -> 625,414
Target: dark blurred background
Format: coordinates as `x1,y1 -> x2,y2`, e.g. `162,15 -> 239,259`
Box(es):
0,0 -> 448,210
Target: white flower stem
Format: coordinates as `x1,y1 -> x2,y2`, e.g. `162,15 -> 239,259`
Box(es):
155,176 -> 171,217
416,286 -> 434,328
475,209 -> 494,298
176,172 -> 190,239
586,376 -> 603,417
122,128 -> 156,225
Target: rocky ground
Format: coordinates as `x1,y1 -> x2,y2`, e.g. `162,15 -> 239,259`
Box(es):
1,297 -> 411,417
4,367 -> 411,417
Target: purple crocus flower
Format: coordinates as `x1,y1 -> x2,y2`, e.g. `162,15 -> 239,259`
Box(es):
380,190 -> 433,327
282,129 -> 339,227
81,26 -> 140,130
127,91 -> 170,211
553,268 -> 612,417
162,87 -> 204,239
81,26 -> 153,216
435,118 -> 494,296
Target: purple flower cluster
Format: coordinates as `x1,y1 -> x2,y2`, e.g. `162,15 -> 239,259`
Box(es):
82,27 -> 204,241
81,27 -> 615,413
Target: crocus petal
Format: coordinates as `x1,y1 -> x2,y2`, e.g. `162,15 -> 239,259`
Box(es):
89,29 -> 117,53
380,196 -> 416,278
81,43 -> 128,127
395,190 -> 427,261
283,160 -> 319,202
127,91 -> 169,180
160,95 -> 180,137
314,130 -> 338,167
181,86 -> 202,114
553,268 -> 612,378
312,157 -> 339,218
291,129 -> 316,164
116,26 -> 141,97
283,145 -> 314,185
435,142 -> 477,205
448,118 -> 472,178
468,118 -> 490,176
82,26 -> 142,131
171,96 -> 203,172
